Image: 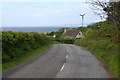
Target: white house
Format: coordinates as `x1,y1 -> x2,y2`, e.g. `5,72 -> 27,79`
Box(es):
53,34 -> 56,38
62,29 -> 84,39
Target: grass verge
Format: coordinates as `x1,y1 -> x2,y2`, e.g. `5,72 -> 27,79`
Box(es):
75,39 -> 118,78
3,43 -> 55,72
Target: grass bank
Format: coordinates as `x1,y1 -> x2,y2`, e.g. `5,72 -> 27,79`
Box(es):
3,43 -> 54,72
75,39 -> 118,78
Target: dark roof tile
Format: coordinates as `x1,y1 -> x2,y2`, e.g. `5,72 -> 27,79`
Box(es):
62,30 -> 80,37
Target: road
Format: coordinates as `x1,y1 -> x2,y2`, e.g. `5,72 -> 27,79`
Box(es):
3,44 -> 111,78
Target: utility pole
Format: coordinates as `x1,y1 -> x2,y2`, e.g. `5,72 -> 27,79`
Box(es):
80,13 -> 85,27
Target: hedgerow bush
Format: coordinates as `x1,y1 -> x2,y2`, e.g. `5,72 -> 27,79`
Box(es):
2,31 -> 53,63
55,38 -> 75,44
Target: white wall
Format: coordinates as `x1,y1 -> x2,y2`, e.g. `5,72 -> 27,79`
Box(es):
76,31 -> 84,38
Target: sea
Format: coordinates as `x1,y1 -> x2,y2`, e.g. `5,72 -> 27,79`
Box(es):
1,27 -> 71,33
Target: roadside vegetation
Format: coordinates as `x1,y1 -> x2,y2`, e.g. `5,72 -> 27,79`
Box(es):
75,1 -> 119,78
2,31 -> 54,71
75,21 -> 118,77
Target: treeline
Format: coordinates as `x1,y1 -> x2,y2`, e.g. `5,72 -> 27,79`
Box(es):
2,31 -> 53,63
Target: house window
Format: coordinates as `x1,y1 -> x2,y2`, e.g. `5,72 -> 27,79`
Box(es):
79,33 -> 81,35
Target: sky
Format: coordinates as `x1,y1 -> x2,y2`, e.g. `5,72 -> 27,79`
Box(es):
0,1 -> 104,27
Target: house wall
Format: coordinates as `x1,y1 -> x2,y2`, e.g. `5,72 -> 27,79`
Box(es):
76,31 -> 84,38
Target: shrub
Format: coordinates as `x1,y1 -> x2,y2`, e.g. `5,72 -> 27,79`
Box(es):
55,38 -> 75,44
2,31 -> 52,63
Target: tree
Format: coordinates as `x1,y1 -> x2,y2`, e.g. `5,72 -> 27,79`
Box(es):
90,0 -> 120,30
90,0 -> 120,42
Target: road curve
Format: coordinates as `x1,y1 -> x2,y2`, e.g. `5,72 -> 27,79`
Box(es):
3,44 -> 111,78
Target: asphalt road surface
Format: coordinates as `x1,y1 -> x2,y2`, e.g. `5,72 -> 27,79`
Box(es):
3,44 -> 111,78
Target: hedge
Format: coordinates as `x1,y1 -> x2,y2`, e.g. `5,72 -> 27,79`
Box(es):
2,31 -> 53,63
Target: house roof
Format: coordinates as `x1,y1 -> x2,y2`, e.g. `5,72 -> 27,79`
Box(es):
62,29 -> 80,37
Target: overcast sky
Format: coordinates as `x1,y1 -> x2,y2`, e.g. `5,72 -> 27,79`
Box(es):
0,1 -> 103,27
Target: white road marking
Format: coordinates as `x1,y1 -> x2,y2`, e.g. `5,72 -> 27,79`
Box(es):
66,54 -> 68,59
60,63 -> 65,72
59,49 -> 69,72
